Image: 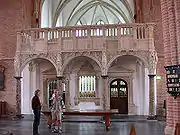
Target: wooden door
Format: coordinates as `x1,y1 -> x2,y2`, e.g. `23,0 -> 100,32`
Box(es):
110,79 -> 128,114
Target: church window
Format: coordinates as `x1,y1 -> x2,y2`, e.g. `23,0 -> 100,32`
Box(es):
94,20 -> 105,36
79,76 -> 96,97
96,20 -> 105,25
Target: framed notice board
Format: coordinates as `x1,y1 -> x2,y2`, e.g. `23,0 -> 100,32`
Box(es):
0,65 -> 5,90
164,65 -> 180,98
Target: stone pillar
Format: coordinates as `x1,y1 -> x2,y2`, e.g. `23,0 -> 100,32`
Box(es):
147,74 -> 156,119
101,75 -> 110,110
42,78 -> 48,110
14,76 -> 23,118
74,75 -> 79,105
56,76 -> 63,96
95,76 -> 100,98
65,79 -> 70,109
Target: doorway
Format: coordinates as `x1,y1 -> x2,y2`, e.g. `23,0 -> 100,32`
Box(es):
110,79 -> 128,114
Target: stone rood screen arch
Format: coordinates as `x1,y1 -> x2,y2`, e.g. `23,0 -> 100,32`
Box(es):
60,52 -> 103,76
106,51 -> 158,74
14,53 -> 58,77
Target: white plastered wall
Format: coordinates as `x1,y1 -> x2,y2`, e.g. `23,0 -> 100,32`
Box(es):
21,60 -> 55,114
21,63 -> 38,114
41,0 -> 53,28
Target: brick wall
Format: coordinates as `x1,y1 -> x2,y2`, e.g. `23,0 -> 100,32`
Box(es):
160,0 -> 180,134
0,0 -> 34,115
135,0 -> 165,116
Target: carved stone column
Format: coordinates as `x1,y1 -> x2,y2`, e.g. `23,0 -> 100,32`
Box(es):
56,76 -> 63,96
42,78 -> 48,110
148,74 -> 156,119
14,76 -> 23,118
74,75 -> 79,105
65,79 -> 70,109
101,75 -> 110,110
96,76 -> 100,98
57,53 -> 63,77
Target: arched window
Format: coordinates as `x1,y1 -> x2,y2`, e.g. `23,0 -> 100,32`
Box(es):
79,76 -> 96,97
76,21 -> 88,37
96,20 -> 105,25
94,20 -> 105,36
76,20 -> 83,26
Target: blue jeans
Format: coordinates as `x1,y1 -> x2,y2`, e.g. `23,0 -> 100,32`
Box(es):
33,109 -> 40,135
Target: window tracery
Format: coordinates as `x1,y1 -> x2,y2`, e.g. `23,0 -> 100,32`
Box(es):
79,76 -> 96,97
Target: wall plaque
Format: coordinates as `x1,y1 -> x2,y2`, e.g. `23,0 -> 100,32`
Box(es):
165,65 -> 180,98
0,65 -> 5,90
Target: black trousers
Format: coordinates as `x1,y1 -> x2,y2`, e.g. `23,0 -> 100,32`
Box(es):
33,109 -> 41,135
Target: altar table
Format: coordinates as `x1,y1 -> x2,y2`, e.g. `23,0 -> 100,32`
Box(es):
42,109 -> 118,131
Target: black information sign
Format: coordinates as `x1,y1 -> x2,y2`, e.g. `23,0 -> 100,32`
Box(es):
165,65 -> 180,98
0,66 -> 5,90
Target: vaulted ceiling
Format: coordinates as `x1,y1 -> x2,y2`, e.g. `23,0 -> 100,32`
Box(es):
41,0 -> 134,28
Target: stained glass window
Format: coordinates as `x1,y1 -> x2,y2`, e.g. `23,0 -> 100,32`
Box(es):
79,76 -> 96,97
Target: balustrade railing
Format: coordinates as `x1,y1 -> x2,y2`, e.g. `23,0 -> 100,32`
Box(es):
17,23 -> 155,52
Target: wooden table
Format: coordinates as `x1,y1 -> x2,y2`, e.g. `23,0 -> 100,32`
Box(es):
42,109 -> 118,131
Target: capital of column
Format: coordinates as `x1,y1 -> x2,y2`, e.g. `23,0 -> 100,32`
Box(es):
14,76 -> 22,80
148,74 -> 156,78
101,75 -> 108,79
56,76 -> 64,80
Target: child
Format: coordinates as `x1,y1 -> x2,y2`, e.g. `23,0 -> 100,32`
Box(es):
50,89 -> 64,133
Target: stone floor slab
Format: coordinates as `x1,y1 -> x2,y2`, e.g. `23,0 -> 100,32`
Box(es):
0,115 -> 165,135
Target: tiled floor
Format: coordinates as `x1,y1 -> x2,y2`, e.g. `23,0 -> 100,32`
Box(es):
0,115 -> 165,135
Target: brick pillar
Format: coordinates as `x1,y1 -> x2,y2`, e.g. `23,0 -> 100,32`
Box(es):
160,0 -> 174,134
173,0 -> 180,131
161,0 -> 180,134
147,75 -> 156,119
167,0 -> 178,65
174,0 -> 180,63
101,75 -> 110,110
160,0 -> 171,65
14,76 -> 23,118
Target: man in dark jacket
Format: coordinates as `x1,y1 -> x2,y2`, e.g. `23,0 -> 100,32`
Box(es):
32,89 -> 41,135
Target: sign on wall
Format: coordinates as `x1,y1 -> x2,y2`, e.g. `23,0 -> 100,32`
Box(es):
0,65 -> 5,90
165,65 -> 180,98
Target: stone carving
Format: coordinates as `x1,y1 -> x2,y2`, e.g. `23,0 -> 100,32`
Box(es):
102,51 -> 107,75
14,53 -> 21,76
74,97 -> 79,105
62,51 -> 102,64
148,51 -> 158,74
19,53 -> 58,73
57,53 -> 63,76
61,51 -> 102,74
14,77 -> 22,116
0,65 -> 5,90
106,50 -> 155,72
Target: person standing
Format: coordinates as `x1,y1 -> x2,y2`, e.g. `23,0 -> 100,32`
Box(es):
50,89 -> 64,133
32,89 -> 41,135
